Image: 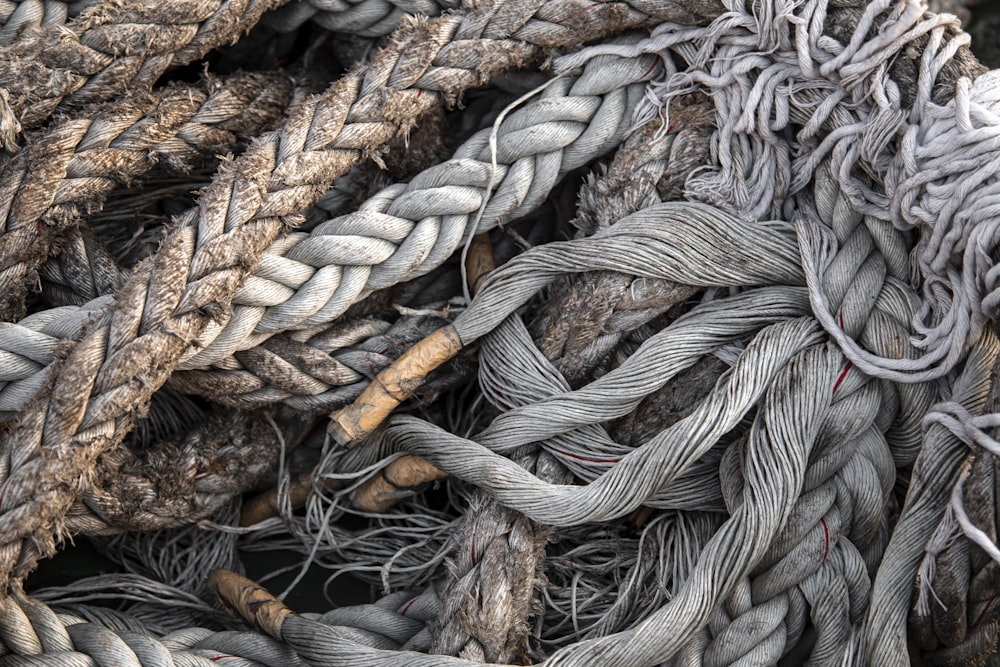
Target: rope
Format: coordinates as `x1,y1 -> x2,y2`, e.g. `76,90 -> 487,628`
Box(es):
0,0 -> 95,45
0,42 -> 658,414
0,0 -> 705,593
535,95 -> 712,385
263,0 -> 455,36
0,582 -> 441,664
0,0 -> 291,142
0,70 -> 293,321
557,0 -> 991,386
428,104 -> 711,661
910,454 -> 1000,666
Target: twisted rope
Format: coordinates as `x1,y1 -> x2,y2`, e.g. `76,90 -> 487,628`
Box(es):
0,0 -> 707,592
427,104 -> 712,660
1,44 -> 657,414
264,0 -> 455,36
698,162 -> 936,663
0,0 -> 95,45
0,70 -> 294,321
0,0 -> 291,139
0,583 -> 439,664
910,451 -> 1000,665
535,95 -> 712,385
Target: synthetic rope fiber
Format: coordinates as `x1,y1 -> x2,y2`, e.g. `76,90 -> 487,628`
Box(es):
0,0 -> 998,665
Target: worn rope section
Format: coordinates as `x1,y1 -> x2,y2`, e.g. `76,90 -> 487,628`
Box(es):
557,0 -> 991,385
0,70 -> 294,321
535,93 -> 712,385
264,0 -> 455,36
0,0 -> 719,592
426,105 -> 712,660
0,581 -> 445,663
0,0 -> 95,45
0,43 -> 658,413
0,0 -> 292,140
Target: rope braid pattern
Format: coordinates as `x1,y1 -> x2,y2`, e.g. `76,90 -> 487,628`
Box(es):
428,105 -> 712,661
0,70 -> 294,321
0,0 -> 710,592
0,0 -> 452,44
535,95 -> 712,385
0,44 -> 657,414
382,174 -> 930,665
0,0 -> 290,139
264,0 -> 454,36
699,163 -> 936,664
0,585 -> 442,664
559,0 -> 991,387
0,0 -> 95,45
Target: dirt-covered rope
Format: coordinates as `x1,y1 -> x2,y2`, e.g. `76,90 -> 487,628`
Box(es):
535,95 -> 712,385
0,0 -> 291,141
0,70 -> 294,321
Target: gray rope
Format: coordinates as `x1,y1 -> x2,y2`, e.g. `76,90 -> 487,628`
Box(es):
0,45 -> 656,413
0,585 -> 439,664
263,0 -> 456,37
0,0 -> 95,45
557,0 -> 994,386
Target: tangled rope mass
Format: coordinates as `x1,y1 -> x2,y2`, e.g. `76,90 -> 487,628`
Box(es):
1,0 -> 1000,664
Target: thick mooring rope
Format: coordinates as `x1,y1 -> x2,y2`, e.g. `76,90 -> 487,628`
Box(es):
0,0 -> 292,142
0,44 -> 657,413
263,0 -> 454,36
0,70 -> 294,321
0,0 -> 707,592
1,0 -> 1000,664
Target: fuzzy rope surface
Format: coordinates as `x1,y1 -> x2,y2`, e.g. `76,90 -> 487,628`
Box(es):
0,70 -> 294,321
0,44 -> 657,413
0,0 -> 292,139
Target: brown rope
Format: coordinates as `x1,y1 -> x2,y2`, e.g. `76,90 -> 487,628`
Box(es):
0,0 -> 291,139
534,95 -> 713,386
68,409 -> 301,535
0,71 -> 293,321
0,0 -> 703,593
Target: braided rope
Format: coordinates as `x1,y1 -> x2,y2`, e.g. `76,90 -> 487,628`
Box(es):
0,0 -> 95,45
0,584 -> 439,664
698,162 -> 936,663
0,70 -> 294,321
0,0 -> 705,592
0,0 -> 291,140
264,0 -> 455,36
0,44 -> 656,413
428,104 -> 713,659
535,95 -> 712,385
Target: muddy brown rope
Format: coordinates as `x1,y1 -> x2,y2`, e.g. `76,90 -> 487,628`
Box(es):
0,71 -> 293,321
0,0 -> 291,140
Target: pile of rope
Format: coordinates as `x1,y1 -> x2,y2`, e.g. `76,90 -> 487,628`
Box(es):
1,0 -> 999,663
